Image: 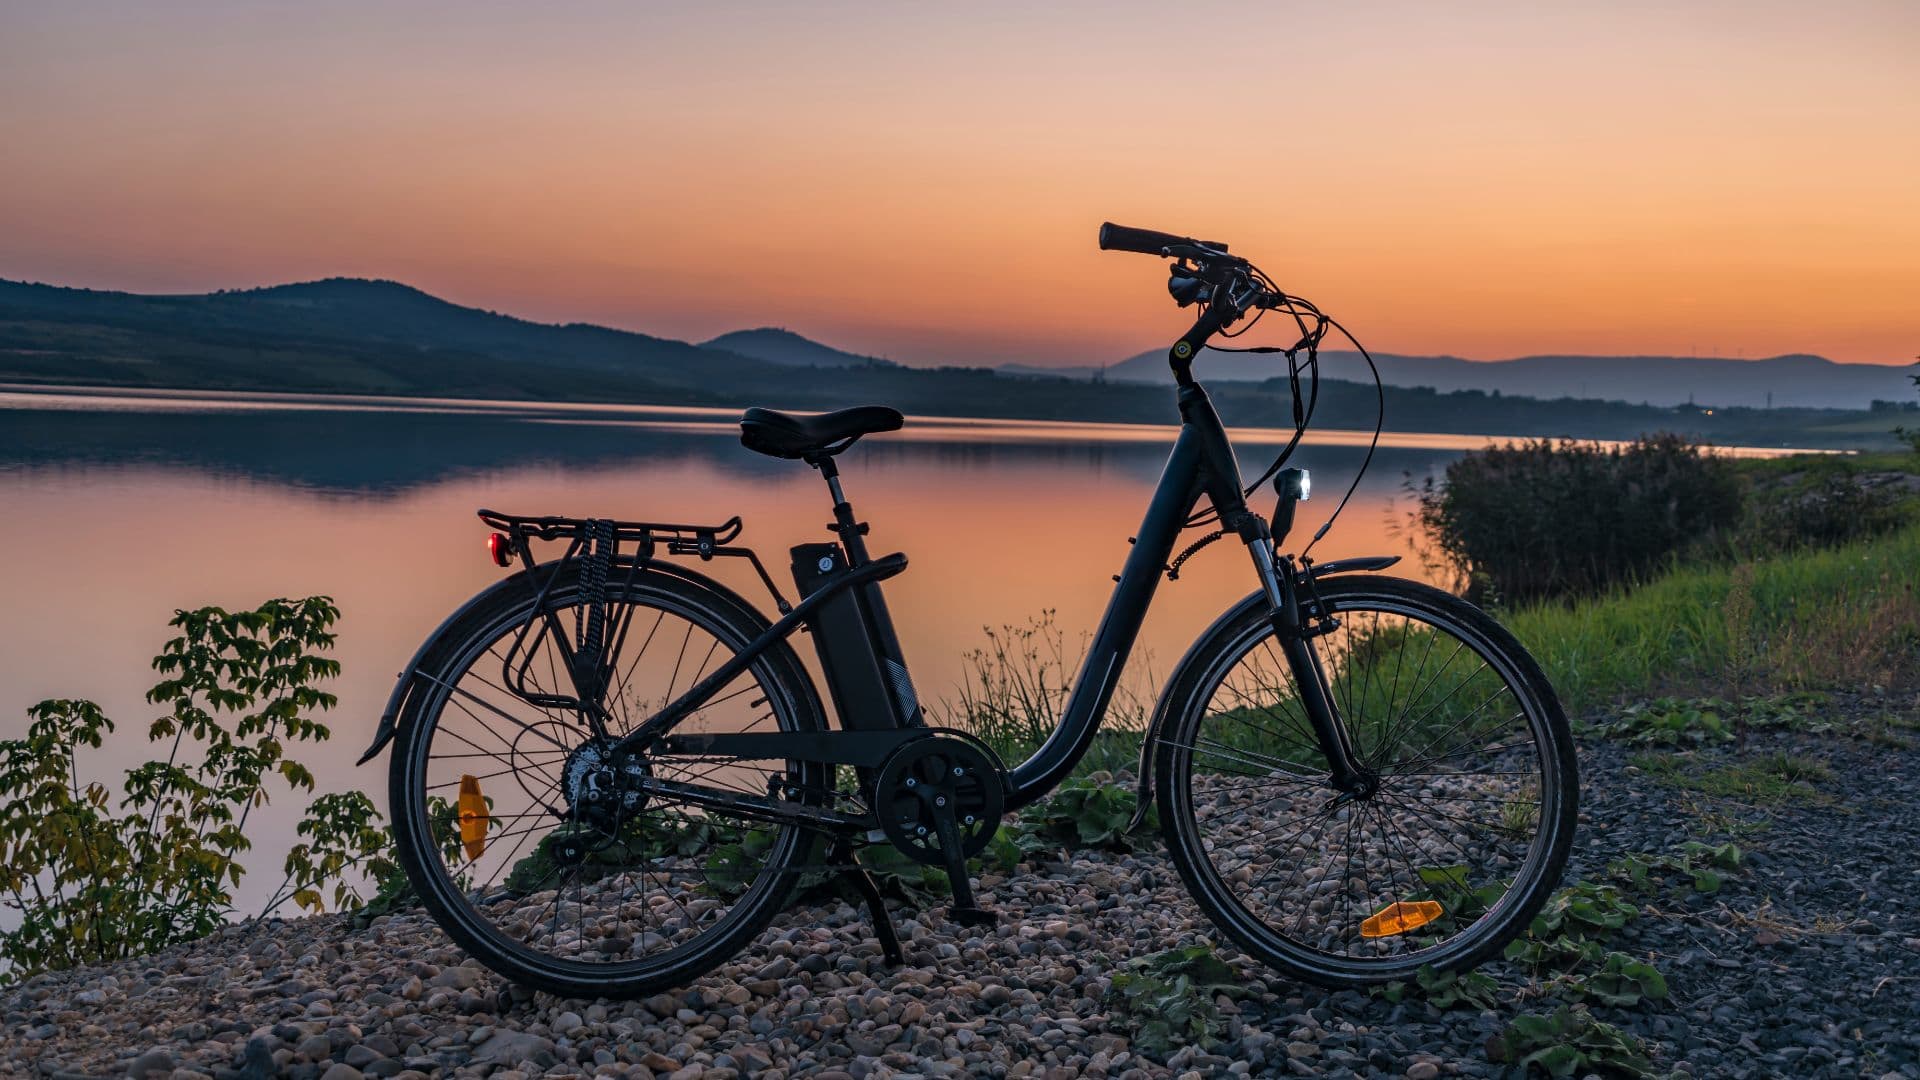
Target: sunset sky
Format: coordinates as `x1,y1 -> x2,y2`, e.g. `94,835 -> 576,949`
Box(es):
3,2 -> 1916,367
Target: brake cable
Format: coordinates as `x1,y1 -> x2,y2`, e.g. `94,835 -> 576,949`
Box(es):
1163,258 -> 1387,571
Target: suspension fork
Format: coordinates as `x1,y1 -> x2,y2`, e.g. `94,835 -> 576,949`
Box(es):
1247,542 -> 1373,794
1180,376 -> 1372,796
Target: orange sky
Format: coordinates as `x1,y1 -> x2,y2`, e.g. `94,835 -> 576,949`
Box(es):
2,2 -> 1916,366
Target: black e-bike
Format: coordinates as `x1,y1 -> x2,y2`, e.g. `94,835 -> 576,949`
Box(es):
361,224 -> 1577,998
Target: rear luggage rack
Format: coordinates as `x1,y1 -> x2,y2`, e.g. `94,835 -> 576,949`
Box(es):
479,508 -> 745,559
475,509 -> 791,716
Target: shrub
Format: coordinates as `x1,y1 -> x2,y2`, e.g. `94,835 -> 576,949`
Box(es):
1413,434 -> 1744,603
1743,472 -> 1910,551
0,598 -> 396,983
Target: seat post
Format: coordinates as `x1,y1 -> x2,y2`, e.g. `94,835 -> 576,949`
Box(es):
807,453 -> 873,567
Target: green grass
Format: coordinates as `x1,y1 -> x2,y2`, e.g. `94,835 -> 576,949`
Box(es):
1731,449 -> 1919,483
1504,524 -> 1920,713
1630,751 -> 1835,806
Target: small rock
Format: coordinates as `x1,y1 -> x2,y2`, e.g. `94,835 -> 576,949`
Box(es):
1406,1063 -> 1440,1080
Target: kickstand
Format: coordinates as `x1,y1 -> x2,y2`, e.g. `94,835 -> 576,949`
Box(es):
827,838 -> 904,967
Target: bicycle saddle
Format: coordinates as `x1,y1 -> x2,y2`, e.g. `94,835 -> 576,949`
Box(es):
739,405 -> 904,459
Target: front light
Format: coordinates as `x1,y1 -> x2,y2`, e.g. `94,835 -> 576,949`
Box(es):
1297,470 -> 1311,501
1278,468 -> 1311,502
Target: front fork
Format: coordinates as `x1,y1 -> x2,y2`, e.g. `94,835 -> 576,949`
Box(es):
1246,542 -> 1375,795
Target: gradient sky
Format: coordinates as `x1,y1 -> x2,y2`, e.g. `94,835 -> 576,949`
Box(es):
3,1 -> 1916,366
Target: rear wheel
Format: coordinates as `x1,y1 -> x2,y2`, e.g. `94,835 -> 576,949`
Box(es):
1156,575 -> 1577,986
389,562 -> 827,998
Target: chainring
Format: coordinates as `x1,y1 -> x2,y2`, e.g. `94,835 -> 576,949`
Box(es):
872,730 -> 1007,866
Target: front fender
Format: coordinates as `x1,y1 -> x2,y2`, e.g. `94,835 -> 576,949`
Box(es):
1123,553 -> 1400,829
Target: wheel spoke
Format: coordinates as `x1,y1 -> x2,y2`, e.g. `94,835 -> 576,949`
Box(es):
1167,583 -> 1570,975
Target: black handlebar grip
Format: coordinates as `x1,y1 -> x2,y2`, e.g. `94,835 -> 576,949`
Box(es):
1098,222 -> 1193,256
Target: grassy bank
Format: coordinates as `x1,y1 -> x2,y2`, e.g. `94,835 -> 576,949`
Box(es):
1505,523 -> 1920,714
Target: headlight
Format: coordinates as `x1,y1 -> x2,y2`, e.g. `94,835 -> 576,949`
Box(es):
1278,468 -> 1311,502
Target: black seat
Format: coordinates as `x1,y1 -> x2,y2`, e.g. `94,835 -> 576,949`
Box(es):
738,405 -> 905,460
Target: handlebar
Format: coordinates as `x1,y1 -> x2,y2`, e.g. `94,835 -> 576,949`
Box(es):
1098,221 -> 1234,261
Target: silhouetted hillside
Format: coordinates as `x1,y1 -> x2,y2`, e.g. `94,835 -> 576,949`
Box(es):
0,277 -> 774,399
702,328 -> 897,369
1100,347 -> 1916,411
0,276 -> 1902,448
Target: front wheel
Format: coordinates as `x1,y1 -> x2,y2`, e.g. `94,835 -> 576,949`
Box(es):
1155,575 -> 1577,987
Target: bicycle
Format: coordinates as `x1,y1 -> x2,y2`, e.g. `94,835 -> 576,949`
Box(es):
359,223 -> 1577,998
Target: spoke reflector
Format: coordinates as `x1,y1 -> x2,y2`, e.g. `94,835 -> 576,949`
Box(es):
1361,900 -> 1444,938
457,774 -> 489,860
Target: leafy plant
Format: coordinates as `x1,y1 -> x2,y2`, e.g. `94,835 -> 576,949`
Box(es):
270,791 -> 400,914
1492,1005 -> 1657,1078
1592,697 -> 1732,747
1376,965 -> 1500,1011
1528,882 -> 1639,941
0,597 -> 391,983
1560,952 -> 1669,1007
1013,773 -> 1155,855
1105,944 -> 1245,1055
1608,841 -> 1742,896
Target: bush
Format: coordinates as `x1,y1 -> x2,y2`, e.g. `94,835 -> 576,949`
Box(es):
0,598 -> 397,983
1413,434 -> 1744,603
1744,472 -> 1910,551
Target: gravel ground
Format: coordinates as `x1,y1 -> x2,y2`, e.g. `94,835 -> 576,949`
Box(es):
4,696 -> 1917,1080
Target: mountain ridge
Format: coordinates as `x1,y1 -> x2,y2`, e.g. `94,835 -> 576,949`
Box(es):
0,276 -> 1907,449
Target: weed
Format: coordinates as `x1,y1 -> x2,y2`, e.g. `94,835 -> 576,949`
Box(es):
1557,951 -> 1670,1007
938,614 -> 1154,775
1376,965 -> 1501,1011
1105,943 -> 1245,1055
1012,773 -> 1156,855
1491,1005 -> 1658,1077
1632,752 -> 1834,806
1607,842 -> 1743,895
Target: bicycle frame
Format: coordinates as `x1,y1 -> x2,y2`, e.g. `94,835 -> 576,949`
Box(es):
603,370 -> 1372,811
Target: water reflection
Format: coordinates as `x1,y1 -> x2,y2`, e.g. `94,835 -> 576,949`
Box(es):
0,392 -> 1458,910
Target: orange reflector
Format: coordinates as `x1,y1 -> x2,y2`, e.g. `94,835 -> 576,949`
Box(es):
1361,900 -> 1444,938
457,774 -> 488,861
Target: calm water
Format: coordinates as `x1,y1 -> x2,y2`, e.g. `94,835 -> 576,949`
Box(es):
0,385 -> 1788,911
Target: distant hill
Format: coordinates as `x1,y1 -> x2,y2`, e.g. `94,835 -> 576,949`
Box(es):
1098,347 -> 1916,410
702,328 -> 897,369
0,275 -> 1904,449
0,277 -> 776,400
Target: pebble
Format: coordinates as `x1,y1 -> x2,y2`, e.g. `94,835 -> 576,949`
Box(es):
0,723 -> 1914,1080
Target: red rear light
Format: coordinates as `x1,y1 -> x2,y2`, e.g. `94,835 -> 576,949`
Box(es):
487,532 -> 514,567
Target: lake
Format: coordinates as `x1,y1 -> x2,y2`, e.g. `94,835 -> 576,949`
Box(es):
0,385 -> 1803,913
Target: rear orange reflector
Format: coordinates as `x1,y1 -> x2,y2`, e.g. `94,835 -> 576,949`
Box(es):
457,774 -> 488,861
1361,900 -> 1444,938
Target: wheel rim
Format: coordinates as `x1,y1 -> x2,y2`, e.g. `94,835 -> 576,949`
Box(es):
1167,589 -> 1565,974
398,578 -> 819,983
